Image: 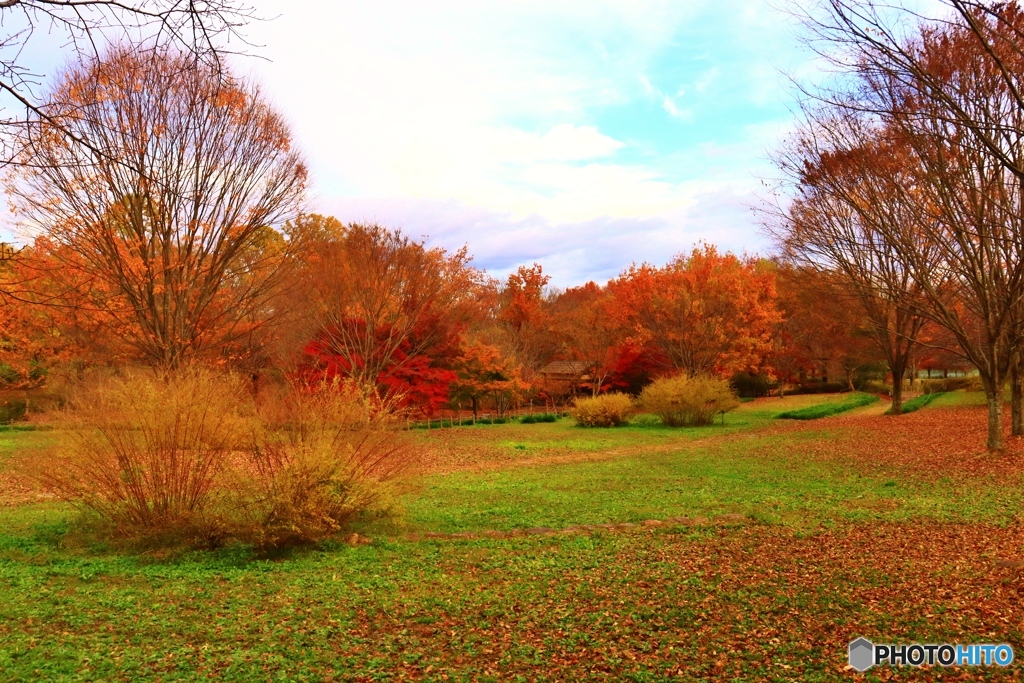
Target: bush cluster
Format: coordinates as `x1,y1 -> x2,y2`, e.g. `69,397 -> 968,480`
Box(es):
239,382 -> 409,550
729,372 -> 770,398
790,382 -> 850,395
571,393 -> 634,427
920,376 -> 982,393
27,369 -> 413,551
859,380 -> 890,395
520,413 -> 559,424
640,375 -> 740,427
413,416 -> 509,429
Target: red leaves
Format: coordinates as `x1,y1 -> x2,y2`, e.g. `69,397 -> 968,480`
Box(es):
298,320 -> 458,415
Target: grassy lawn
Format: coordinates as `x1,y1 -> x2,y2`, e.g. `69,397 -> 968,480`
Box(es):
1,391 -> 1023,681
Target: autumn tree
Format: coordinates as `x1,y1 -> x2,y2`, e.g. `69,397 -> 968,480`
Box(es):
0,246 -> 75,383
449,339 -> 526,419
797,2 -> 1024,448
495,264 -> 557,377
769,114 -> 929,414
286,217 -> 486,408
549,282 -> 620,396
769,265 -> 878,396
607,245 -> 779,378
803,1 -> 1024,181
5,47 -> 307,368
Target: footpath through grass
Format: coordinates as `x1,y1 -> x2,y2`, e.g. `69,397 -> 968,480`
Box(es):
1,392 -> 1022,681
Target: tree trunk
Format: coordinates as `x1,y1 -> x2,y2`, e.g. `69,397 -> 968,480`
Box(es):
986,386 -> 1005,451
471,396 -> 478,421
890,379 -> 903,416
889,359 -> 905,416
1013,362 -> 1023,437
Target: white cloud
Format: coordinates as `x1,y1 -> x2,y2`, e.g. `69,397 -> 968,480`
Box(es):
235,1 -> 802,284
0,1 -> 806,281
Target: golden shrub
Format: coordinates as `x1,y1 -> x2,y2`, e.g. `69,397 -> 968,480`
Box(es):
640,374 -> 739,427
571,393 -> 634,427
232,381 -> 415,550
24,371 -> 413,550
28,367 -> 251,543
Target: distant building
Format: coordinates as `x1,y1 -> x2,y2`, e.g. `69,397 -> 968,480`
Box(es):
537,361 -> 591,403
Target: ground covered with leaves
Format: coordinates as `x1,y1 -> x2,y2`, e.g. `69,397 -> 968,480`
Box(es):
1,392 -> 1023,681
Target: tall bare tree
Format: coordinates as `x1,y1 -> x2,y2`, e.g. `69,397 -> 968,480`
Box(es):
769,111 -> 929,414
800,1 -> 1024,179
792,2 -> 1024,448
0,0 -> 254,169
5,46 -> 307,368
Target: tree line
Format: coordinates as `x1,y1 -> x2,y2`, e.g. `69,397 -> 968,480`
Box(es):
3,2 -> 1024,452
767,0 -> 1024,450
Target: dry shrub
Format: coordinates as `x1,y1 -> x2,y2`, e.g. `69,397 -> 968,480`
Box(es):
28,367 -> 250,544
23,370 -> 413,551
571,393 -> 634,427
640,374 -> 739,427
232,381 -> 414,550
920,376 -> 983,394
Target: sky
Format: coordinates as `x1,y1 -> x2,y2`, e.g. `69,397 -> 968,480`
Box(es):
239,0 -> 818,286
3,0 -> 822,287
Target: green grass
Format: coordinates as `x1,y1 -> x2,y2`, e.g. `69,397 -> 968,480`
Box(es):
1,520 -> 1013,682
519,412 -> 560,424
1,393 -> 1021,680
776,392 -> 879,420
402,424 -> 1023,534
887,391 -> 947,415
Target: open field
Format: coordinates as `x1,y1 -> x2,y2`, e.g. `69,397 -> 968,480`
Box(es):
1,392 -> 1023,681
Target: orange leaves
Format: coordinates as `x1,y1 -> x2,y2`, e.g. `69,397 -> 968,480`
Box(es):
450,338 -> 527,412
498,264 -> 551,337
796,403 -> 1024,481
213,86 -> 248,112
5,46 -> 307,369
283,219 -> 488,406
547,281 -> 620,394
606,244 -> 780,377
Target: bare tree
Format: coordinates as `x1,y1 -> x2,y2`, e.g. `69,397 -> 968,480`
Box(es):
0,0 -> 254,168
768,110 -> 929,414
887,86 -> 1024,450
800,1 -> 1024,179
791,1 -> 1024,450
5,46 -> 307,368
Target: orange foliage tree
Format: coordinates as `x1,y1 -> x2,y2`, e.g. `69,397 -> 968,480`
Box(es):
4,47 -> 307,369
495,264 -> 558,378
449,339 -> 527,419
0,236 -> 141,381
549,282 -> 620,396
286,217 -> 487,411
770,264 -> 879,394
607,245 -> 780,378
